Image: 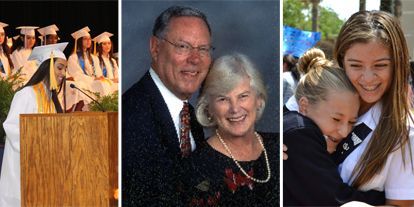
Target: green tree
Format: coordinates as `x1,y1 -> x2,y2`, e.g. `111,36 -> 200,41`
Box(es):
319,7 -> 344,39
283,0 -> 311,31
283,0 -> 344,40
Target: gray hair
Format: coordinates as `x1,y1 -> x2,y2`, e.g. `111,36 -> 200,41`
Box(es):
196,53 -> 267,127
152,6 -> 212,38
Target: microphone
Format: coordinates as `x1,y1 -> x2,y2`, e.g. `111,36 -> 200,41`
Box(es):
69,83 -> 106,112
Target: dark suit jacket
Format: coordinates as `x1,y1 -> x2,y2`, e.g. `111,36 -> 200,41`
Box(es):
122,71 -> 205,206
283,111 -> 385,206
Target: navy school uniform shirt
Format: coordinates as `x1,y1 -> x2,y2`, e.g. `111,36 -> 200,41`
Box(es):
283,111 -> 385,206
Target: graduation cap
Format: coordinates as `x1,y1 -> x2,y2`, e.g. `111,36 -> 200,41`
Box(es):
38,24 -> 60,45
0,22 -> 8,33
16,26 -> 39,48
71,26 -> 90,54
92,32 -> 113,55
16,26 -> 38,36
28,42 -> 68,90
93,32 -> 113,44
37,24 -> 59,36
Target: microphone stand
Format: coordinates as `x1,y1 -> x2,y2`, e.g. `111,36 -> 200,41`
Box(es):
63,77 -> 66,113
70,84 -> 106,112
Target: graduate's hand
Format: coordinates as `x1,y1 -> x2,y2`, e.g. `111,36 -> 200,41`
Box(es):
95,76 -> 105,81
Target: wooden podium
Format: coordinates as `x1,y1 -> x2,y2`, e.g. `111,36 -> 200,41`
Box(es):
20,112 -> 118,207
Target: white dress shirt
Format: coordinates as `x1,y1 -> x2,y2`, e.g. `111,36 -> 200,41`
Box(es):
149,68 -> 196,151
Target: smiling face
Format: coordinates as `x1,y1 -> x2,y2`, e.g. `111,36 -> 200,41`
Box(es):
300,89 -> 360,147
54,58 -> 67,85
46,34 -> 58,45
209,77 -> 262,139
101,41 -> 112,55
25,35 -> 36,49
82,36 -> 92,50
150,16 -> 212,100
343,41 -> 392,110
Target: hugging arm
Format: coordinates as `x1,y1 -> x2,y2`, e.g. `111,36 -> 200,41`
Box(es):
283,127 -> 385,206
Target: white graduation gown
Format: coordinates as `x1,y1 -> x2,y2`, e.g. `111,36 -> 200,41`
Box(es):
10,49 -> 37,85
0,86 -> 38,206
101,56 -> 118,80
101,56 -> 119,93
67,53 -> 114,96
59,76 -> 92,110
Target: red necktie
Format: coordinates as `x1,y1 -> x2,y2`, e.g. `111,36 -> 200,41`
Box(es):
180,102 -> 191,157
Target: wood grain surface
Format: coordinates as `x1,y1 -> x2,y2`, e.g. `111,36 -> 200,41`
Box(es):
20,112 -> 118,207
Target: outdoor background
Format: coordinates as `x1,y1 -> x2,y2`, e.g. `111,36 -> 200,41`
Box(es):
283,0 -> 414,59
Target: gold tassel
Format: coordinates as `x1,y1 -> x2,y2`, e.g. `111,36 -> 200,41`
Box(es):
73,38 -> 77,54
24,35 -> 27,49
94,40 -> 97,55
49,52 -> 58,90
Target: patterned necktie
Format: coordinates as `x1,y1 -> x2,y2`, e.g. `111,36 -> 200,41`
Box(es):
180,102 -> 191,157
332,122 -> 372,164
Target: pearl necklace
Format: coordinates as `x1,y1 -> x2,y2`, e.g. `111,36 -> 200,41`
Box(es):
216,130 -> 271,183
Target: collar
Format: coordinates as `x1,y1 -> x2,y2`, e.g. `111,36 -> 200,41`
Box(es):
285,95 -> 298,111
149,68 -> 187,123
355,101 -> 382,131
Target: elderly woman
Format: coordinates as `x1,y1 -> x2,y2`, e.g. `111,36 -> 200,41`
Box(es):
180,53 -> 279,206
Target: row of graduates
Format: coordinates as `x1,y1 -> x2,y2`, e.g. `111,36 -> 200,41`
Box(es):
0,23 -> 118,110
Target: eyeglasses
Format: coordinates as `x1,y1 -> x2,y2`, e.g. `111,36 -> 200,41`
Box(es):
158,37 -> 215,57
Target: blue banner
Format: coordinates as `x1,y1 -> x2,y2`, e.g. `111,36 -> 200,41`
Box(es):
283,26 -> 321,58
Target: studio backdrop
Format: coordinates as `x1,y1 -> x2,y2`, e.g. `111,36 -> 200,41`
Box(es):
122,0 -> 280,133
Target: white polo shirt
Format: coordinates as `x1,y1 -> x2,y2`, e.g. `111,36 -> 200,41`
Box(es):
339,102 -> 414,200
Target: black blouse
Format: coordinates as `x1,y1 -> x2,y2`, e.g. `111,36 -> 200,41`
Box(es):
179,132 -> 279,206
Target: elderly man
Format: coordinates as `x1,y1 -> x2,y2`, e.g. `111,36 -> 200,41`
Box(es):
122,6 -> 213,205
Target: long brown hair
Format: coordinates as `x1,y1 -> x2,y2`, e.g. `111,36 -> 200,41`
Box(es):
1,36 -> 13,69
97,41 -> 116,71
334,10 -> 413,188
75,37 -> 93,64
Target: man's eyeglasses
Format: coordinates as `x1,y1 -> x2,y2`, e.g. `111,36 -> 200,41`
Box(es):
158,37 -> 215,57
